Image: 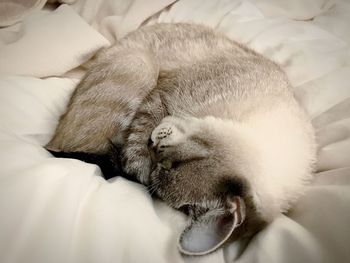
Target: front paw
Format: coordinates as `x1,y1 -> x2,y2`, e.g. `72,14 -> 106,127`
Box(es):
151,122 -> 184,147
150,121 -> 186,162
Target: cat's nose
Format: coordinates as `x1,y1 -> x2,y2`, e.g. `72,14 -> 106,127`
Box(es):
149,139 -> 160,152
148,137 -> 154,147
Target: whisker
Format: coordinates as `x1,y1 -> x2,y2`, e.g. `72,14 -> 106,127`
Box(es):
147,179 -> 161,196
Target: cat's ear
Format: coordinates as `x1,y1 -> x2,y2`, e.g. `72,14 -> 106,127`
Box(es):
178,196 -> 245,256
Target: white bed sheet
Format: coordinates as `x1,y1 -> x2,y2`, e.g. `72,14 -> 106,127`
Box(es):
0,0 -> 349,263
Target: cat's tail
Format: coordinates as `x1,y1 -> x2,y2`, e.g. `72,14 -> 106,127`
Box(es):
47,144 -> 134,181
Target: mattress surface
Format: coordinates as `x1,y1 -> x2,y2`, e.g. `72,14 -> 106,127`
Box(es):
0,0 -> 349,262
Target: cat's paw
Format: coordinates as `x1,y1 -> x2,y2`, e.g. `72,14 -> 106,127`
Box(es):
151,121 -> 185,157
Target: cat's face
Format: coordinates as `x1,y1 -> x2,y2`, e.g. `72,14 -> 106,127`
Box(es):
148,116 -> 268,255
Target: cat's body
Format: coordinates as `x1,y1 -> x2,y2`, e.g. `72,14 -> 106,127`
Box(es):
46,23 -> 316,255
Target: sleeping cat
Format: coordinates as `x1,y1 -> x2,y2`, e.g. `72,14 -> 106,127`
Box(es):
46,23 -> 316,255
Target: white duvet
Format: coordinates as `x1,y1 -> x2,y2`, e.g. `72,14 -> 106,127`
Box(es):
0,0 -> 350,262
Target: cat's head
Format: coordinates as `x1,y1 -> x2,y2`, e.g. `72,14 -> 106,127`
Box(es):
149,116 -> 275,255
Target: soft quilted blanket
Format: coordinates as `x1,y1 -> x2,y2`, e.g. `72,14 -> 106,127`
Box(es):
0,0 -> 349,263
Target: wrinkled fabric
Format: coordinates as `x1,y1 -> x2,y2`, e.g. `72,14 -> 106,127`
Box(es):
0,0 -> 349,263
0,0 -> 47,27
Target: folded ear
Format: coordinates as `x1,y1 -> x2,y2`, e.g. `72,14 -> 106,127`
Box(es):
178,196 -> 245,256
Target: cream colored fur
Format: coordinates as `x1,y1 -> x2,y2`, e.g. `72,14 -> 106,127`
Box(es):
47,23 -> 317,251
152,101 -> 316,222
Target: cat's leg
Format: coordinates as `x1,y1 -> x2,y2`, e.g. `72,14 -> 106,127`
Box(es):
46,47 -> 158,154
122,90 -> 167,185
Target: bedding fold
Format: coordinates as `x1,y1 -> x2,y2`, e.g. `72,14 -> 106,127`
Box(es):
0,0 -> 350,263
0,5 -> 109,78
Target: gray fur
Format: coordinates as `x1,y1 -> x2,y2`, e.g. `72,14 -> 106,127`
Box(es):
47,23 -> 316,254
